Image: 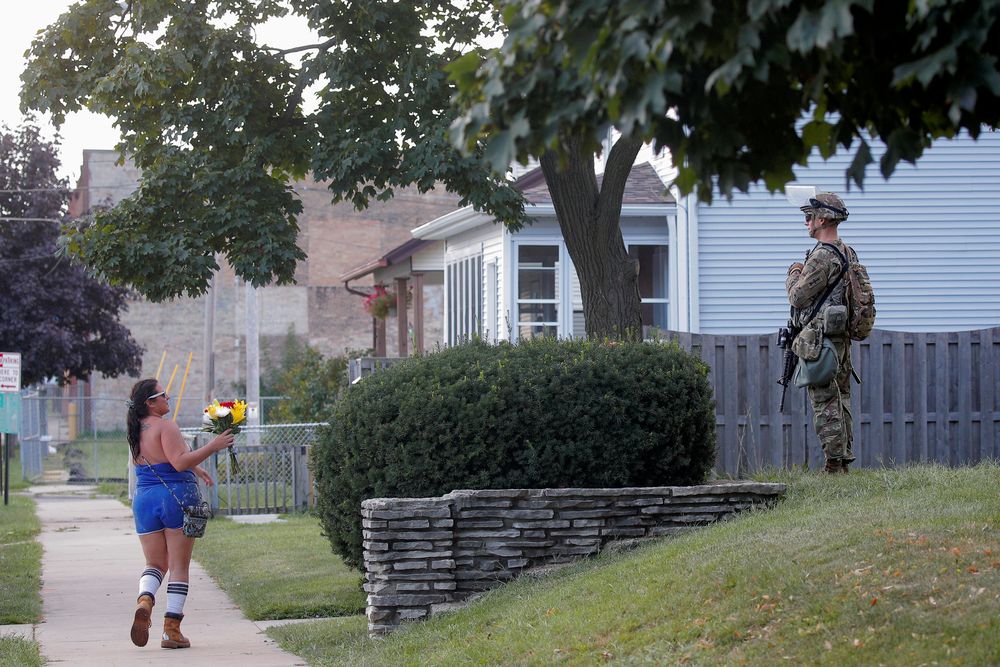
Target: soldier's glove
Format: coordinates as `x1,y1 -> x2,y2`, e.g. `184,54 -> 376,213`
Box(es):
788,262 -> 804,275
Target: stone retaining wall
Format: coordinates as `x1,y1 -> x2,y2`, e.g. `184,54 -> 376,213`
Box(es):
362,481 -> 786,635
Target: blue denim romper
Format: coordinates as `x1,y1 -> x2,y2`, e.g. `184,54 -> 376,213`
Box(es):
133,463 -> 200,535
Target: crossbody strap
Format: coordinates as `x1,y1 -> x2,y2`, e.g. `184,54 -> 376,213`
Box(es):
139,455 -> 198,511
802,243 -> 849,325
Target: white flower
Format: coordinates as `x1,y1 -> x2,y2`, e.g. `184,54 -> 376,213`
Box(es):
202,412 -> 213,426
214,406 -> 231,418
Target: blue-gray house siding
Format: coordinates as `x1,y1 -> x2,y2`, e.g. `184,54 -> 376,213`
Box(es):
697,130 -> 1000,334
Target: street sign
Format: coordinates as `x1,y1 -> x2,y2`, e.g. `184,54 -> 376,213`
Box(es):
0,352 -> 21,393
0,393 -> 19,434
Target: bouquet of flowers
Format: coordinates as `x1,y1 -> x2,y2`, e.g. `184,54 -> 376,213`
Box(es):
202,399 -> 247,473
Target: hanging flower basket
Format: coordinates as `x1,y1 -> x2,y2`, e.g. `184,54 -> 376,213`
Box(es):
363,284 -> 414,320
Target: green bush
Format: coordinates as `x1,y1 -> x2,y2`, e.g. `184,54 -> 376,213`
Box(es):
313,337 -> 717,570
232,329 -> 353,424
269,346 -> 349,424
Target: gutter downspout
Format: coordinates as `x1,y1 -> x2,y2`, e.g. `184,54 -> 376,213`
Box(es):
344,279 -> 381,355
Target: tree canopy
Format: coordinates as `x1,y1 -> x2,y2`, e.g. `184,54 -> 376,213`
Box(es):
18,0 -> 1000,336
20,0 -> 525,302
0,123 -> 143,387
451,0 -> 1000,201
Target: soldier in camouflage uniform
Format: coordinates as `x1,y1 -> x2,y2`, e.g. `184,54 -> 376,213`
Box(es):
785,192 -> 855,473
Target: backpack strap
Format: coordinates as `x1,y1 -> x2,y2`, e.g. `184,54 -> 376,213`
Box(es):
802,243 -> 849,325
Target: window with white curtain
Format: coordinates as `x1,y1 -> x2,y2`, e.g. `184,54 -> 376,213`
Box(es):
514,244 -> 560,341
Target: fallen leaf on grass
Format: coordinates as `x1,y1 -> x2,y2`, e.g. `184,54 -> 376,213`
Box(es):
824,640 -> 833,651
853,639 -> 864,647
870,597 -> 878,606
967,565 -> 979,574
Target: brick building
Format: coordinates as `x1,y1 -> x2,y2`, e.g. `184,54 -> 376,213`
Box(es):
68,150 -> 459,428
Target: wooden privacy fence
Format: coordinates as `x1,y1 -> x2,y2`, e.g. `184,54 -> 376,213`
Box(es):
667,326 -> 1000,475
350,326 -> 999,475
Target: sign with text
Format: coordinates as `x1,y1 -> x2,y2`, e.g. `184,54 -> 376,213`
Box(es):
0,352 -> 21,393
0,393 -> 20,434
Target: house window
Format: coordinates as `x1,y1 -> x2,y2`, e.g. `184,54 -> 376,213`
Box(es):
515,244 -> 559,341
628,244 -> 669,337
446,254 -> 483,345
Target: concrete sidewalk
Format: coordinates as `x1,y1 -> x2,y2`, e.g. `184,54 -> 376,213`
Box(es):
17,485 -> 307,666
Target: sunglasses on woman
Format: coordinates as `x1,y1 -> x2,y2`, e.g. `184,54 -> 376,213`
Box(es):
147,391 -> 168,401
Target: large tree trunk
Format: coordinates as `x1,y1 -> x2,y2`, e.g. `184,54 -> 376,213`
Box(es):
539,135 -> 644,340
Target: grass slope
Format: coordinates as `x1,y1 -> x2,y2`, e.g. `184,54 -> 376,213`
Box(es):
0,495 -> 42,624
194,513 -> 365,620
269,464 -> 1000,666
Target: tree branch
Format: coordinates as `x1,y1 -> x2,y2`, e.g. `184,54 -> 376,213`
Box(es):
263,37 -> 339,57
597,134 -> 643,222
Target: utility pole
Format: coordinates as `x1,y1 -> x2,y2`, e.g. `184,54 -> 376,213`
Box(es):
202,271 -> 216,407
245,283 -> 261,445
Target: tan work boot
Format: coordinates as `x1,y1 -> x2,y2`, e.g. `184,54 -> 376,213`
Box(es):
823,458 -> 843,474
161,614 -> 191,649
130,594 -> 154,647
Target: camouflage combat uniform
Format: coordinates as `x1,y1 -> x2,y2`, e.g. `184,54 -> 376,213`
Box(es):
786,240 -> 855,465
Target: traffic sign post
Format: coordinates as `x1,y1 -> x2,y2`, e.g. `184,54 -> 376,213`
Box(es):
0,352 -> 22,506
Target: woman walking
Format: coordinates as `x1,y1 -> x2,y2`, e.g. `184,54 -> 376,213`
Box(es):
126,378 -> 234,648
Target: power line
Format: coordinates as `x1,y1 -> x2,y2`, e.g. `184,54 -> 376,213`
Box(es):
0,254 -> 58,265
0,184 -> 138,194
0,217 -> 61,223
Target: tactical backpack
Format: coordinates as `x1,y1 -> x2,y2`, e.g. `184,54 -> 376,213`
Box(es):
823,243 -> 876,340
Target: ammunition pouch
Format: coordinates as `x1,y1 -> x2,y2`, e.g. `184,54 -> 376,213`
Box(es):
823,305 -> 848,337
791,319 -> 824,361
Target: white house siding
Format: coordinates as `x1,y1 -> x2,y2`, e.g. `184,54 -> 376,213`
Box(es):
697,130 -> 1000,334
443,224 -> 504,343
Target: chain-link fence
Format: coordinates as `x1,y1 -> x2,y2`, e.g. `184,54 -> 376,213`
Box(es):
16,387 -> 326,515
15,387 -> 314,487
18,387 -> 133,483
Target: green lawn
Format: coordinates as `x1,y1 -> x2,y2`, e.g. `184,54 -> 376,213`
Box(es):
194,513 -> 365,621
4,444 -> 33,492
267,464 -> 1000,666
64,437 -> 130,480
0,635 -> 43,667
0,495 -> 42,625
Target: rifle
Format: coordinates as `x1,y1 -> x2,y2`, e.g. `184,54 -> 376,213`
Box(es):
776,314 -> 800,411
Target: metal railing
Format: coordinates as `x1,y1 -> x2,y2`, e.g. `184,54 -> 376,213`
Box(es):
180,423 -> 327,514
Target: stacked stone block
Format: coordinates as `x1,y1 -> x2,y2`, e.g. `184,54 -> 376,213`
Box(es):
362,481 -> 785,635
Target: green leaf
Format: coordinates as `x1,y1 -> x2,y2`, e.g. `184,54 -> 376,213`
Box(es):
845,140 -> 873,190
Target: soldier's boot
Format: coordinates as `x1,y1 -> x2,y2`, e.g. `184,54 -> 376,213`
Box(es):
840,460 -> 850,474
823,458 -> 843,474
161,614 -> 190,649
130,594 -> 154,647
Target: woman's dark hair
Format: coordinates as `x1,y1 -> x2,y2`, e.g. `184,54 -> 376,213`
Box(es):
127,378 -> 159,460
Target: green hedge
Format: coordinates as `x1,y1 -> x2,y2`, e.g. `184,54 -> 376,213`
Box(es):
313,337 -> 717,570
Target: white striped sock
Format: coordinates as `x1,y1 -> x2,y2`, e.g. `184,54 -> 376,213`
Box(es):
165,581 -> 189,616
138,567 -> 163,600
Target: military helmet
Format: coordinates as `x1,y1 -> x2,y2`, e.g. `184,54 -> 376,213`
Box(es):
800,191 -> 849,222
